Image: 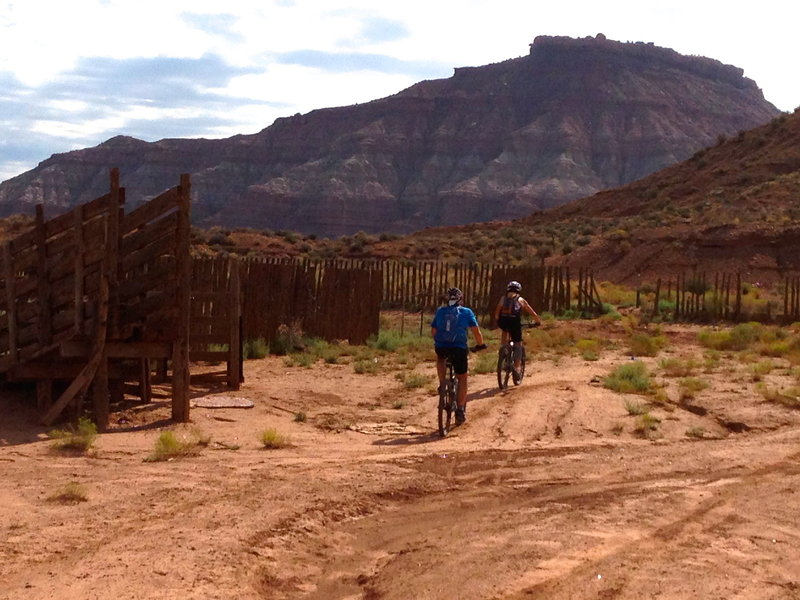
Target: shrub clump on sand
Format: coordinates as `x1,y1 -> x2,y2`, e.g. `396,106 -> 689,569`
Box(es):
48,418 -> 98,453
604,361 -> 652,394
145,429 -> 210,462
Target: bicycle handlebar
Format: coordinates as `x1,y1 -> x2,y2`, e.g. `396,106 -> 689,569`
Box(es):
470,344 -> 488,353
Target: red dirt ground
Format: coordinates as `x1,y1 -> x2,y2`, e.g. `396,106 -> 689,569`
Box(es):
2,320 -> 800,599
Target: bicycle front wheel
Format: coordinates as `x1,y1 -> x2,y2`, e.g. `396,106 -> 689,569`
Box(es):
497,347 -> 511,389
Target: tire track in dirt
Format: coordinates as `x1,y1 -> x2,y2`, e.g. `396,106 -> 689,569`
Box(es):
274,439 -> 800,599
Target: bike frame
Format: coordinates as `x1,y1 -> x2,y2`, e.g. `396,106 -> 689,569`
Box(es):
438,357 -> 458,436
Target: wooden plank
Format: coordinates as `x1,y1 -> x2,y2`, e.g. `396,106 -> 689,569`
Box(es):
120,211 -> 179,257
190,350 -> 229,362
191,290 -> 233,303
120,234 -> 175,273
8,228 -> 37,255
172,174 -> 191,422
118,257 -> 175,302
59,340 -> 172,359
121,187 -> 180,235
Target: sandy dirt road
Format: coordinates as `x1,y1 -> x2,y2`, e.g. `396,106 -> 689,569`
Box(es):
2,322 -> 800,599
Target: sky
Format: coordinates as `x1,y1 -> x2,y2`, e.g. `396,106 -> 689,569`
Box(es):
1,0 -> 798,183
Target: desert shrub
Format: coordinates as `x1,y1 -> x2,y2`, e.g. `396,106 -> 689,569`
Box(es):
749,360 -> 775,381
471,350 -> 496,374
624,399 -> 648,415
284,352 -> 314,368
628,332 -> 667,357
678,377 -> 709,400
47,482 -> 88,504
259,428 -> 290,449
698,322 -> 762,351
659,357 -> 699,377
353,358 -> 380,374
685,426 -> 706,439
270,322 -> 305,355
397,372 -> 432,389
145,429 -> 209,462
576,339 -> 600,361
48,418 -> 98,453
244,338 -> 269,359
604,361 -> 651,394
755,383 -> 800,408
633,413 -> 661,437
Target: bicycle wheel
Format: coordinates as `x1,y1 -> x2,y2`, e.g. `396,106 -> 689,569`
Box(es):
513,345 -> 526,385
497,346 -> 511,389
438,368 -> 455,436
438,390 -> 452,436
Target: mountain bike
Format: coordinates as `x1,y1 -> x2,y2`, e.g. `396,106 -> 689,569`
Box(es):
438,356 -> 458,437
438,345 -> 486,437
497,322 -> 539,390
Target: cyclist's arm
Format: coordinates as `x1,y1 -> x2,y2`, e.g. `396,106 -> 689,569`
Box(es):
520,299 -> 543,324
470,326 -> 484,346
493,298 -> 503,323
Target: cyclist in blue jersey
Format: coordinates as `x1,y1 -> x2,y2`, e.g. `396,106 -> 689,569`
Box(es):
431,287 -> 486,424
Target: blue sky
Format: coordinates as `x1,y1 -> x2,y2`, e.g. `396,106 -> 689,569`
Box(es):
1,0 -> 798,183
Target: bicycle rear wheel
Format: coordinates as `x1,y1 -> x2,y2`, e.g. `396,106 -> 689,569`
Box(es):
497,346 -> 511,389
513,345 -> 526,385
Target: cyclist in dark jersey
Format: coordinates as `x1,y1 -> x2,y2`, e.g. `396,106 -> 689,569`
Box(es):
494,281 -> 542,374
431,287 -> 485,424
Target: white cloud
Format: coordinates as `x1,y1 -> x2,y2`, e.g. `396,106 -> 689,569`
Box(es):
0,0 -> 798,182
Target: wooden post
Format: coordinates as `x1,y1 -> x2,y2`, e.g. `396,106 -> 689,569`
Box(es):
172,173 -> 192,422
3,243 -> 18,364
73,206 -> 86,334
228,257 -> 242,389
35,205 -> 52,347
735,273 -> 742,322
652,278 -> 661,318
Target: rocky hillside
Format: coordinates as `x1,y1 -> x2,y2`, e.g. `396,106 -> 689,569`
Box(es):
0,34 -> 781,237
370,109 -> 800,286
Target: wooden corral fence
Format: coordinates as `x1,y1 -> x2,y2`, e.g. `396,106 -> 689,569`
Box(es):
380,260 -> 598,317
232,258 -> 599,346
0,169 -> 191,429
190,256 -> 242,388
640,272 -> 800,323
239,257 -> 382,346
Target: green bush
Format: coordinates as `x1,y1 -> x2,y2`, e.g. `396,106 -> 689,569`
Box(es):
698,322 -> 762,351
270,322 -> 305,355
244,338 -> 269,359
576,339 -> 600,361
628,332 -> 667,357
48,418 -> 98,453
604,361 -> 652,394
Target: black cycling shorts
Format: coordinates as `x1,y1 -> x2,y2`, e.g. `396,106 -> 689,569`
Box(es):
435,346 -> 469,375
497,315 -> 523,343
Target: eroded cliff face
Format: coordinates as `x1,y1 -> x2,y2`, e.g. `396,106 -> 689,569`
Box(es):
0,35 -> 781,236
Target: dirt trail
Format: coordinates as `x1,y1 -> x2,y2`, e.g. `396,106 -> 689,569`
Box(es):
2,325 -> 800,599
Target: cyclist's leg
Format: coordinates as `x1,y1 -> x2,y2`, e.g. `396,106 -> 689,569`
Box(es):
456,373 -> 468,406
434,347 -> 447,391
509,320 -> 524,370
451,348 -> 469,421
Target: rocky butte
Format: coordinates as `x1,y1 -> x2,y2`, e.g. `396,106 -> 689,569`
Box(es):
0,34 -> 781,237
